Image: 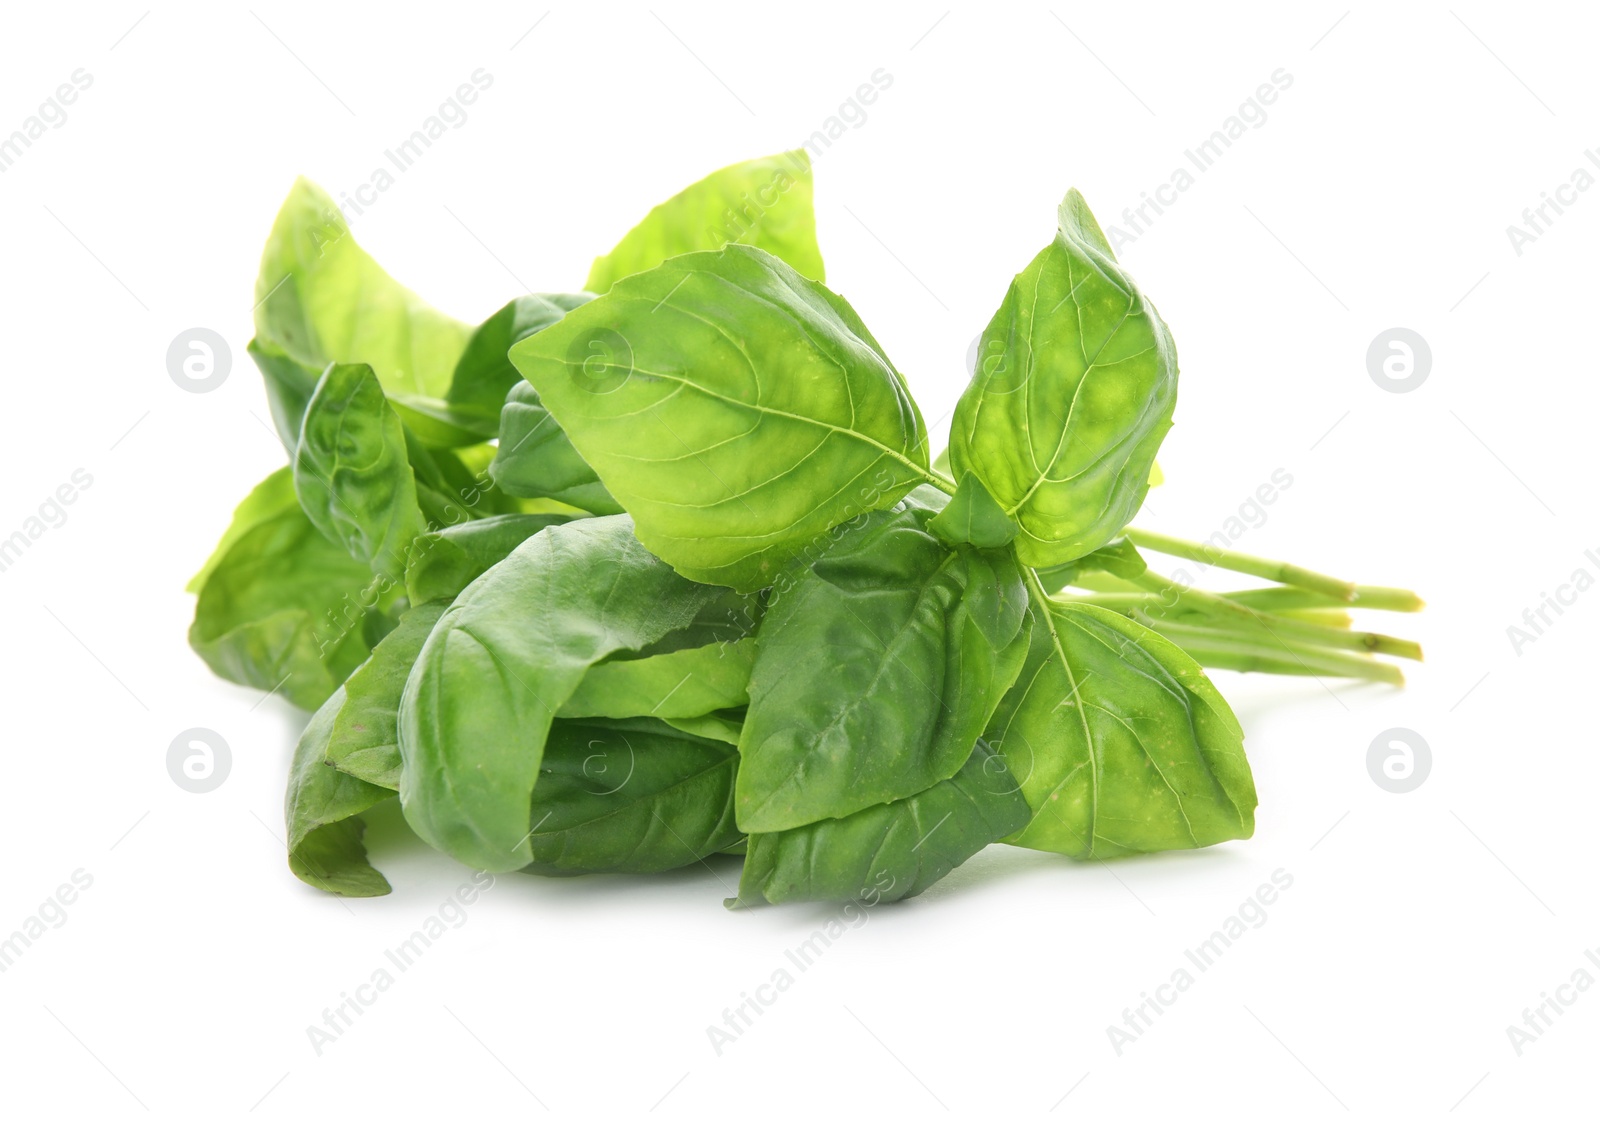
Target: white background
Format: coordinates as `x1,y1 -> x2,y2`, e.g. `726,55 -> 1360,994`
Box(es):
0,2 -> 1593,1118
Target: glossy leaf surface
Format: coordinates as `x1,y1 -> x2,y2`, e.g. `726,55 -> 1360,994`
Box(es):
736,501 -> 1030,832
489,380 -> 622,514
189,500 -> 386,710
447,293 -> 595,436
732,743 -> 1029,907
950,190 -> 1177,568
585,149 -> 824,292
403,513 -> 570,605
323,601 -> 449,788
253,178 -> 472,401
294,362 -> 428,578
511,245 -> 931,590
986,598 -> 1255,858
523,717 -> 741,875
560,638 -> 754,721
398,516 -> 732,870
285,688 -> 394,897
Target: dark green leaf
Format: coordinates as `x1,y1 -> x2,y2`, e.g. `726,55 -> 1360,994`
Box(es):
285,687 -> 394,896
385,394 -> 498,450
522,717 -> 741,875
731,742 -> 1030,907
736,501 -> 1031,832
246,340 -> 323,453
489,380 -> 622,514
446,293 -> 595,434
398,515 -> 735,871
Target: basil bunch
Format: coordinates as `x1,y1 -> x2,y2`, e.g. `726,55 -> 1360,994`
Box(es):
190,151 -> 1421,907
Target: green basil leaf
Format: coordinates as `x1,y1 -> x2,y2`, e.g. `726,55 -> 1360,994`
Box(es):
385,394 -> 496,450
522,717 -> 741,875
560,638 -> 754,721
285,685 -> 394,896
731,742 -> 1030,907
406,437 -> 512,524
585,149 -> 824,293
254,178 -> 473,414
987,598 -> 1255,858
186,467 -> 299,593
949,189 -> 1177,568
398,515 -> 734,871
926,471 -> 1020,549
404,513 -> 570,605
324,601 -> 450,788
447,293 -> 595,433
247,340 -> 324,453
294,362 -> 429,579
489,380 -> 622,514
510,245 -> 932,591
189,501 -> 388,710
1033,536 -> 1147,595
662,711 -> 745,745
736,502 -> 1031,831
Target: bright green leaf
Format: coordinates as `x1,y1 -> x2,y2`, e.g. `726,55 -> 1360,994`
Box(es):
446,293 -> 594,433
324,601 -> 449,789
186,467 -> 299,593
1033,536 -> 1147,595
987,598 -> 1255,858
950,189 -> 1177,568
189,502 -> 389,711
560,638 -> 754,721
285,686 -> 395,897
585,149 -> 824,293
510,245 -> 932,591
254,177 -> 473,404
403,513 -> 570,605
662,711 -> 745,745
294,362 -> 428,579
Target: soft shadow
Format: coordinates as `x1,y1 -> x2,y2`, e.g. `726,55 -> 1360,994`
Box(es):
355,798 -> 1256,919
914,839 -> 1257,908
359,800 -> 749,910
